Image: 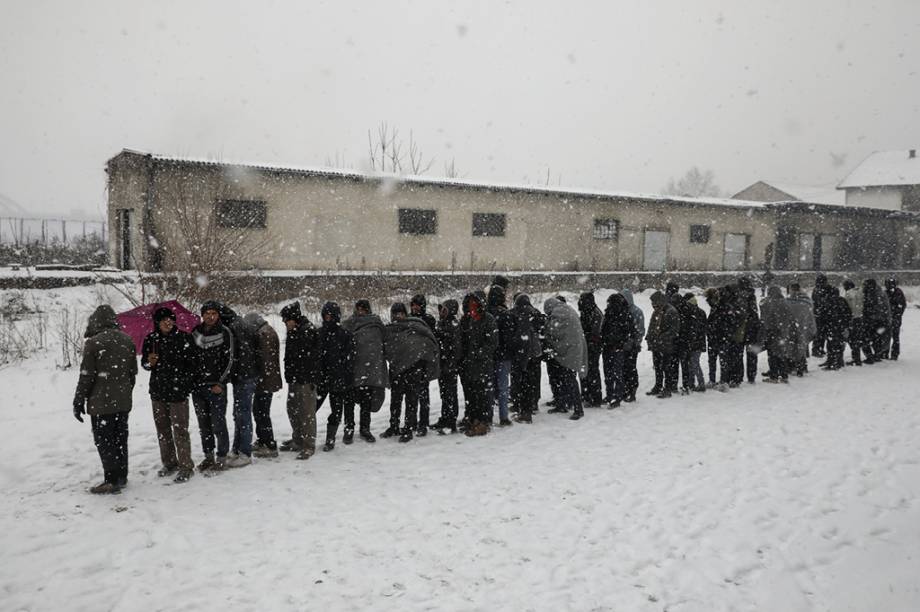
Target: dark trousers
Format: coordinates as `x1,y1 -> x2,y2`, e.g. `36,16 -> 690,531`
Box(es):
462,374 -> 494,424
602,348 -> 626,402
390,363 -> 426,430
324,390 -> 349,438
624,349 -> 639,397
511,358 -> 541,417
346,386 -> 375,432
813,318 -> 828,356
871,323 -> 890,358
766,352 -> 788,380
890,317 -> 902,359
848,318 -> 864,365
547,359 -> 563,404
581,345 -> 603,405
721,343 -> 744,385
437,373 -> 459,425
418,383 -> 431,429
91,412 -> 129,485
707,348 -> 720,384
192,388 -> 230,458
827,336 -> 846,368
549,359 -> 583,413
253,390 -> 276,448
652,351 -> 678,391
744,346 -> 758,383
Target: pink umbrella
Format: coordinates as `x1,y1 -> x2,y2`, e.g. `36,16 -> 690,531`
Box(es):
117,300 -> 201,354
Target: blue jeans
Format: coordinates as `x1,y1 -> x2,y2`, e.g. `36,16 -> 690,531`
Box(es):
492,359 -> 512,422
232,379 -> 257,457
192,388 -> 230,458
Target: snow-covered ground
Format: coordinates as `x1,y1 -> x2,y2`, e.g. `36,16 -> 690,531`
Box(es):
2,284 -> 919,611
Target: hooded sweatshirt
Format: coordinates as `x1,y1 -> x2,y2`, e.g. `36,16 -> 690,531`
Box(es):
343,310 -> 388,388
243,312 -> 283,393
543,298 -> 588,374
74,305 -> 138,415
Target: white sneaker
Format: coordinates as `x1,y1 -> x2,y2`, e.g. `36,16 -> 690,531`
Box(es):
225,454 -> 252,468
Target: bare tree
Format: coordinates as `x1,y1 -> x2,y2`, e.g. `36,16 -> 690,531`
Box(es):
367,122 -> 435,175
443,158 -> 461,179
663,167 -> 723,197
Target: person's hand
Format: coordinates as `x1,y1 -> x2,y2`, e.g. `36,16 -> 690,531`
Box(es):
211,385 -> 223,395
148,353 -> 159,367
73,399 -> 85,423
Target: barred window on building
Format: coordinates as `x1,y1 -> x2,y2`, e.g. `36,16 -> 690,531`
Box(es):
215,200 -> 267,229
472,212 -> 506,237
398,208 -> 437,235
593,218 -> 618,240
690,224 -> 710,244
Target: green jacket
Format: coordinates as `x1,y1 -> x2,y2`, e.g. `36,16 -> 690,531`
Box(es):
73,305 -> 138,415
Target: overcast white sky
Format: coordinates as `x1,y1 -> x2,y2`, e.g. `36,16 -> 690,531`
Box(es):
2,0 -> 919,219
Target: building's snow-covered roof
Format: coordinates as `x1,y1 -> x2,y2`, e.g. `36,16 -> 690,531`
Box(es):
838,150 -> 920,189
761,182 -> 846,206
113,148 -> 767,211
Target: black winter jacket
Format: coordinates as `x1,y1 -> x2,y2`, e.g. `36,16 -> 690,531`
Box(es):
284,319 -> 319,385
601,294 -> 637,353
142,327 -> 197,402
436,301 -> 461,377
458,297 -> 498,384
191,322 -> 234,390
318,321 -> 354,393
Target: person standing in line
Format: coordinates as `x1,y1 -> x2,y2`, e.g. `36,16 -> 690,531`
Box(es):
681,293 -> 708,392
811,274 -> 833,358
73,305 -> 137,494
577,292 -> 604,407
191,301 -> 234,472
885,277 -> 906,360
757,286 -> 799,382
218,304 -> 259,468
341,299 -> 387,444
279,302 -> 319,460
841,280 -> 865,366
721,285 -> 747,388
704,288 -> 725,387
318,302 -> 355,452
432,299 -> 461,433
822,287 -> 852,370
862,278 -> 890,362
243,313 -> 283,458
738,277 -> 761,385
619,288 -> 645,403
487,284 -> 516,427
384,302 -> 441,443
458,293 -> 499,436
543,297 -> 587,419
510,294 -> 544,423
601,293 -> 637,409
408,294 -> 437,435
645,291 -> 680,398
142,307 -> 196,483
786,284 -> 817,377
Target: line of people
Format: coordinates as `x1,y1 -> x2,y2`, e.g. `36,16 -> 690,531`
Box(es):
71,274 -> 907,494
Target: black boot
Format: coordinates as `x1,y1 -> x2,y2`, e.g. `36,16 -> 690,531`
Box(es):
416,425 -> 427,437
645,387 -> 661,396
398,428 -> 413,443
343,427 -> 354,445
359,429 -> 376,443
322,437 -> 335,452
569,410 -> 583,421
380,425 -> 399,439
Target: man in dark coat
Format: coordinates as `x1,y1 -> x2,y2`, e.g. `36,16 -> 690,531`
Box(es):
620,288 -> 645,402
342,299 -> 387,443
487,284 -> 516,426
73,305 -> 138,494
543,298 -> 587,419
318,302 -> 355,451
646,291 -> 680,398
721,285 -> 747,387
811,274 -> 833,357
786,284 -> 817,376
704,288 -> 724,386
510,294 -> 544,423
457,293 -> 499,436
218,304 -> 258,468
243,313 -> 283,458
142,306 -> 196,483
433,299 -> 461,432
863,278 -> 891,361
410,294 -> 437,434
757,286 -> 798,382
885,277 -> 906,360
738,276 -> 761,384
823,287 -> 852,370
191,301 -> 234,471
680,293 -> 707,392
384,302 -> 441,442
577,292 -> 604,407
601,293 -> 637,408
280,301 -> 319,459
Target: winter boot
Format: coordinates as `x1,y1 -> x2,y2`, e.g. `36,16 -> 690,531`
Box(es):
226,454 -> 252,468
623,393 -> 636,403
380,426 -> 400,439
416,425 -> 428,437
657,389 -> 672,399
343,428 -> 355,445
89,482 -> 121,495
645,387 -> 662,396
197,454 -> 215,472
398,428 -> 414,443
513,414 -> 532,423
157,465 -> 178,478
607,400 -> 621,409
359,429 -> 377,443
174,469 -> 193,483
498,418 -> 513,427
322,436 -> 336,452
569,410 -> 584,421
253,444 -> 279,459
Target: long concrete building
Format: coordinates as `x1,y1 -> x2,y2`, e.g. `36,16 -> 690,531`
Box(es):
106,149 -> 920,275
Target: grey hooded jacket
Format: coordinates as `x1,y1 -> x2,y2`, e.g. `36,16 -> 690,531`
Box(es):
384,316 -> 441,382
343,313 -> 389,388
543,298 -> 588,374
620,288 -> 646,347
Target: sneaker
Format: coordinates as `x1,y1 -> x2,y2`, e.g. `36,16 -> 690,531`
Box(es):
693,386 -> 706,393
545,399 -> 557,407
213,455 -> 228,471
279,439 -> 302,452
296,450 -> 313,460
197,455 -> 215,471
380,426 -> 400,439
657,390 -> 672,399
398,428 -> 413,443
547,407 -> 569,414
680,388 -> 691,396
322,439 -> 335,452
569,411 -> 583,421
607,400 -> 621,409
465,421 -> 490,437
359,429 -> 377,443
157,465 -> 178,478
645,387 -> 662,396
623,394 -> 636,403
89,482 -> 121,495
343,429 -> 355,445
225,454 -> 251,468
498,418 -> 513,427
253,446 -> 279,459
416,426 -> 428,437
174,469 -> 193,483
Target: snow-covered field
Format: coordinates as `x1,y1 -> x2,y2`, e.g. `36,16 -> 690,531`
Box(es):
2,285 -> 919,611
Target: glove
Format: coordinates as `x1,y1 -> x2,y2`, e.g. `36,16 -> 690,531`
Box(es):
73,399 -> 85,423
